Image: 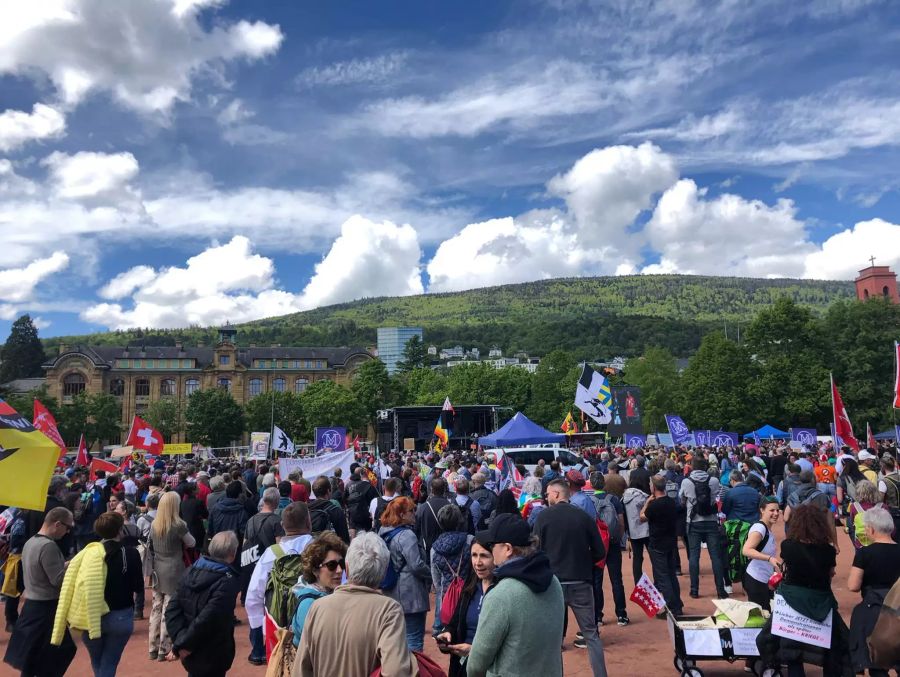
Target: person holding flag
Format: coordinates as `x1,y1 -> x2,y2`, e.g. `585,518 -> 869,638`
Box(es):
0,399 -> 63,514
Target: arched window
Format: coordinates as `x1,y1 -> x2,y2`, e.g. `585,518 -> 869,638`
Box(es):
185,379 -> 200,396
864,289 -> 870,299
160,379 -> 176,396
884,286 -> 891,297
109,378 -> 124,396
135,378 -> 150,397
249,378 -> 263,397
217,378 -> 232,392
63,373 -> 86,396
273,378 -> 285,392
295,377 -> 309,393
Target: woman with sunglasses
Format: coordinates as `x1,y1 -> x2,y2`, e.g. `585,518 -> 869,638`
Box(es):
291,532 -> 348,646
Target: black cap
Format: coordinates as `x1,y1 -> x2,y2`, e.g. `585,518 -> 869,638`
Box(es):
475,512 -> 531,547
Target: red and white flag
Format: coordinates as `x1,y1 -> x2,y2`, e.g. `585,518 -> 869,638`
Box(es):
89,458 -> 118,481
630,573 -> 667,618
75,433 -> 89,466
867,422 -> 877,450
442,396 -> 455,415
893,341 -> 900,409
125,415 -> 164,454
831,374 -> 860,451
33,399 -> 65,451
117,456 -> 132,474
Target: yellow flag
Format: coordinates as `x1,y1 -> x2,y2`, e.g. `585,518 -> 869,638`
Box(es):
0,399 -> 60,511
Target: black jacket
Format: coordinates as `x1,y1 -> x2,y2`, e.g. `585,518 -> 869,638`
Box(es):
533,501 -> 604,583
469,487 -> 497,530
166,557 -> 240,677
207,497 -> 249,546
307,498 -> 350,544
415,496 -> 451,553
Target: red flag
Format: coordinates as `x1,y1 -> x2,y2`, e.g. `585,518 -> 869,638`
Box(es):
75,434 -> 89,467
867,422 -> 877,450
831,375 -> 860,451
33,399 -> 65,451
629,573 -> 667,618
893,341 -> 900,409
125,415 -> 164,454
89,458 -> 118,481
117,457 -> 132,474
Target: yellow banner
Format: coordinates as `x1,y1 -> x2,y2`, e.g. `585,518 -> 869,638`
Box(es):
165,443 -> 193,455
0,401 -> 59,511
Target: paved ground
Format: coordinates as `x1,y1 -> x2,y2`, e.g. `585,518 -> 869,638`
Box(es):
2,522 -> 858,676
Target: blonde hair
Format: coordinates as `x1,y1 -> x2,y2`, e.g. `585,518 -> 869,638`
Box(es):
152,491 -> 186,538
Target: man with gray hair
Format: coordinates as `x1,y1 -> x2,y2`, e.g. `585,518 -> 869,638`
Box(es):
206,475 -> 227,513
294,532 -> 415,676
469,472 -> 497,530
165,531 -> 241,674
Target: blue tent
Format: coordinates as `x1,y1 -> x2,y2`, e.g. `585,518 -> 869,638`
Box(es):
874,429 -> 898,440
480,412 -> 565,447
743,424 -> 790,440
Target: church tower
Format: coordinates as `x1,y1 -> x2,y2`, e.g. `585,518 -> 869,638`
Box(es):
855,259 -> 899,304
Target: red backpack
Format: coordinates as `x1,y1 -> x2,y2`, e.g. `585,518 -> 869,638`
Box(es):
594,518 -> 610,569
371,650 -> 447,677
439,554 -> 466,626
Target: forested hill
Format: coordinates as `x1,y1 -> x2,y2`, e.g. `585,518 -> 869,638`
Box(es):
48,275 -> 855,359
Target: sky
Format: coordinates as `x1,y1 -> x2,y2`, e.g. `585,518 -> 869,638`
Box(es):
1,0 -> 900,338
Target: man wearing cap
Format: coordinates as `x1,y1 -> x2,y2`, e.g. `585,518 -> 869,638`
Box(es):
567,470 -> 598,520
858,450 -> 879,483
534,479 -> 608,675
467,513 -> 564,677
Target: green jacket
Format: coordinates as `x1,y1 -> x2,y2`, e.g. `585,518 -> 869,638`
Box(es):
466,554 -> 564,677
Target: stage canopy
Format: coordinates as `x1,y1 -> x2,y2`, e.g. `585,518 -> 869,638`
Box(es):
480,412 -> 565,447
743,424 -> 790,440
874,429 -> 898,440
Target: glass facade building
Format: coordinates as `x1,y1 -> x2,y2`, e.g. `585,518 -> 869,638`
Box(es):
377,326 -> 423,374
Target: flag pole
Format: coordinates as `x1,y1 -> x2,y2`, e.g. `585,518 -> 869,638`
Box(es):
830,372 -> 837,447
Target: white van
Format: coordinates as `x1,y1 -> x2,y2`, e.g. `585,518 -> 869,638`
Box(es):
497,445 -> 583,475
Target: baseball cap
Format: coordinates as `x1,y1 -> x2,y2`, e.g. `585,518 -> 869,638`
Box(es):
475,513 -> 531,548
565,469 -> 586,486
858,450 -> 876,461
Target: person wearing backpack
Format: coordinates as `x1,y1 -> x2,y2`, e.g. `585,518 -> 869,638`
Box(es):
469,473 -> 497,530
307,477 -> 350,544
590,472 -> 628,627
378,496 -> 432,652
784,470 -> 839,553
428,504 -> 472,638
741,496 -> 782,612
245,502 -> 313,666
415,477 -> 451,560
289,532 -> 348,648
679,457 -> 728,599
370,477 -> 401,532
641,475 -> 684,616
846,480 -> 883,550
453,479 -> 480,536
239,488 -> 283,610
345,470 -> 378,537
777,463 -> 804,511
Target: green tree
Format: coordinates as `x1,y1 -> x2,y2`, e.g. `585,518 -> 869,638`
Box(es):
144,397 -> 184,442
825,297 -> 900,430
3,383 -> 57,422
56,392 -> 122,448
744,297 -> 829,428
244,391 -> 304,442
300,380 -> 366,440
402,368 -> 448,405
624,347 -> 681,433
680,332 -> 756,431
185,388 -> 245,448
351,359 -> 394,427
526,350 -> 576,428
445,363 -> 533,412
397,335 -> 427,372
0,315 -> 46,382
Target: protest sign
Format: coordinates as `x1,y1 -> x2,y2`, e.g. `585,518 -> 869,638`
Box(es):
279,449 -> 354,491
249,432 -> 270,460
771,593 -> 832,649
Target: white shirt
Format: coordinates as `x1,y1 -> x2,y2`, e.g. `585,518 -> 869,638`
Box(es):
122,479 -> 137,496
745,523 -> 777,584
245,533 -> 313,629
369,494 -> 394,522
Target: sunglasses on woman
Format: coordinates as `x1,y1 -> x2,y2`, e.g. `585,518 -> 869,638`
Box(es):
320,559 -> 345,572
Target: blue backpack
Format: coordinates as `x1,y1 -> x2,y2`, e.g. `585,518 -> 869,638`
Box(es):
379,527 -> 408,591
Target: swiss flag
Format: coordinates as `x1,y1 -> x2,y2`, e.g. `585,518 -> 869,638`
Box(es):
630,573 -> 667,618
33,399 -> 65,451
126,415 -> 164,454
831,376 -> 860,451
75,434 -> 89,467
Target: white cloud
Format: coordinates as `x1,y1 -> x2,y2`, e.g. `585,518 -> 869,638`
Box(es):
216,99 -> 291,146
97,265 -> 157,300
0,251 -> 70,303
0,103 -> 66,152
296,52 -> 408,88
803,218 -> 900,279
300,215 -> 424,307
627,107 -> 745,143
42,151 -> 140,202
643,179 -> 814,276
0,0 -> 283,114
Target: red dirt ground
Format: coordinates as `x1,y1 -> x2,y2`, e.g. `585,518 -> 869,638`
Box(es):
1,522 -> 858,676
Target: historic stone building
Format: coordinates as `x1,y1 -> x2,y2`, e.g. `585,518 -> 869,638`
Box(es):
42,326 -> 373,445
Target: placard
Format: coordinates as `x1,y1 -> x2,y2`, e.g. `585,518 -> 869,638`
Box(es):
771,593 -> 832,649
730,628 -> 761,656
403,437 -> 416,451
249,432 -> 270,460
682,629 -> 723,656
165,443 -> 193,455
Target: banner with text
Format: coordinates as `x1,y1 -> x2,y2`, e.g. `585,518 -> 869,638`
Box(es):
279,449 -> 354,493
249,432 -> 270,460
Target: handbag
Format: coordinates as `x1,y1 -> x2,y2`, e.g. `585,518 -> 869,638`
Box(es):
868,576 -> 900,668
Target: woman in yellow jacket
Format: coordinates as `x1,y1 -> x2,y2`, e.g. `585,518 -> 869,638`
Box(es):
52,512 -> 143,677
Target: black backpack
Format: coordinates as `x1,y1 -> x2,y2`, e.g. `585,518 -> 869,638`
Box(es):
458,497 -> 476,535
373,497 -> 390,531
689,477 -> 716,517
309,505 -> 335,535
347,482 -> 372,527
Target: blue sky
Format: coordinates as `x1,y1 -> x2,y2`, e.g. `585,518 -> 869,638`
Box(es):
1,0 -> 899,338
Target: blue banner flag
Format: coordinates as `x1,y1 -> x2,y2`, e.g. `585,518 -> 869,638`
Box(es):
624,433 -> 646,448
710,432 -> 739,447
694,430 -> 711,446
830,422 -> 844,448
315,426 -> 347,452
665,414 -> 692,446
790,427 -> 817,446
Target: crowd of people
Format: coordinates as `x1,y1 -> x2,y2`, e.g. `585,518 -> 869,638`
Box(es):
1,436 -> 899,677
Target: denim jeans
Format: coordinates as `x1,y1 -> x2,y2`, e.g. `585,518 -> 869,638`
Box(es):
431,563 -> 444,635
249,625 -> 265,661
597,545 -> 627,620
648,546 -> 683,614
83,606 -> 134,677
686,520 -> 727,597
404,611 -> 426,652
562,582 -> 608,677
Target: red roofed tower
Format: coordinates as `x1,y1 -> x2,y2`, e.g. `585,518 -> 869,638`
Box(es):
855,258 -> 899,304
